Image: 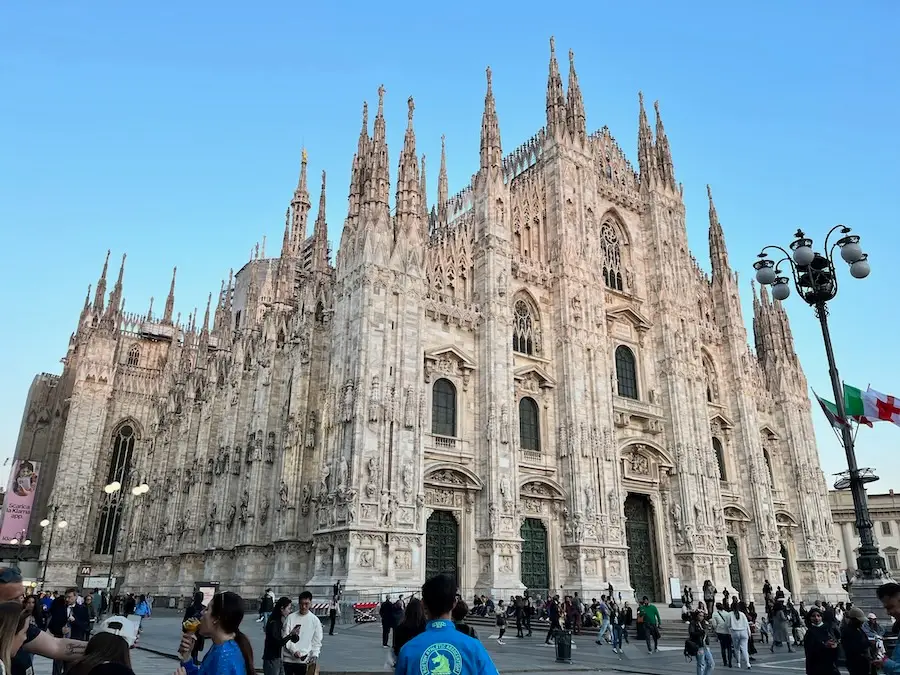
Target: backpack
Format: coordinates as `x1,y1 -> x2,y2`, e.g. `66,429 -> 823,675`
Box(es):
684,639 -> 700,659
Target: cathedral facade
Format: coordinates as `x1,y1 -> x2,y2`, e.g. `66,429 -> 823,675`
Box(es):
14,41 -> 844,603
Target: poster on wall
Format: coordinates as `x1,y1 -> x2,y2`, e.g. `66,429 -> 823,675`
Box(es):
0,459 -> 40,543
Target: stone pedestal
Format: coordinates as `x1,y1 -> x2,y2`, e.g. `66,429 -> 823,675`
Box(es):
850,569 -> 896,623
475,539 -> 525,598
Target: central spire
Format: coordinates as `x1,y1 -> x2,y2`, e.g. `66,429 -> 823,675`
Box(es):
480,67 -> 502,171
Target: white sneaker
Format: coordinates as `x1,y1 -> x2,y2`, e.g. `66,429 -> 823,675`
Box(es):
497,639 -> 504,645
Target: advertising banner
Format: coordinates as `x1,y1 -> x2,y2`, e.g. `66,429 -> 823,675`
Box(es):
0,459 -> 40,543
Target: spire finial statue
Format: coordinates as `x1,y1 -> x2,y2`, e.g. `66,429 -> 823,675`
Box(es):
486,66 -> 493,93
362,100 -> 368,128
377,84 -> 386,116
407,96 -> 415,124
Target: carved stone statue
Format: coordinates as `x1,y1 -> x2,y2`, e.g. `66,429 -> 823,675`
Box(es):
499,475 -> 512,511
342,380 -> 355,423
380,493 -> 396,527
301,482 -> 311,515
694,500 -> 704,527
320,463 -> 331,497
226,504 -> 236,529
239,490 -> 250,524
231,449 -> 241,475
305,411 -> 317,448
337,457 -> 349,489
265,433 -> 276,464
500,405 -> 509,445
402,462 -> 414,500
279,481 -> 289,510
365,457 -> 380,498
368,377 -> 381,422
584,486 -> 596,519
486,403 -> 497,441
208,503 -> 217,532
672,503 -> 684,533
260,498 -> 270,525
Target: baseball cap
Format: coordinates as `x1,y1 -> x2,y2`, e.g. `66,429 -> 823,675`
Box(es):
847,607 -> 867,622
96,616 -> 139,647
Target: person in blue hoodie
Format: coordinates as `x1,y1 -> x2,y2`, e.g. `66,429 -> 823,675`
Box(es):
395,575 -> 498,675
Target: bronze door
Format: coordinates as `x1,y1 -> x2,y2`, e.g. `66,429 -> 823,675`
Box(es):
727,536 -> 744,596
624,494 -> 659,601
426,510 -> 459,584
520,518 -> 550,592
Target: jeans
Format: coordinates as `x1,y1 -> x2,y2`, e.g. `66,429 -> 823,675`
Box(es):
645,623 -> 659,652
263,658 -> 285,675
731,630 -> 750,669
545,618 -> 562,643
717,632 -> 732,667
329,610 -> 337,635
611,623 -> 623,649
596,618 -> 611,642
696,646 -> 715,675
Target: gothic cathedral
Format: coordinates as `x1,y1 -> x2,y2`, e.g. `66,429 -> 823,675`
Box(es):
14,40 -> 844,602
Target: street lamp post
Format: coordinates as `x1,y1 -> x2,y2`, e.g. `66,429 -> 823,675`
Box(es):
39,506 -> 67,590
753,226 -> 887,611
104,479 -> 149,593
8,530 -> 31,569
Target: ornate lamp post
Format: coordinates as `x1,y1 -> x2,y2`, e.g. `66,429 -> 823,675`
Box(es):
104,478 -> 149,593
8,529 -> 31,569
39,506 -> 67,590
753,226 -> 887,609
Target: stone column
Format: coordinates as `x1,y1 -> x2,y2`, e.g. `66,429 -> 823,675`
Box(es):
841,521 -> 856,571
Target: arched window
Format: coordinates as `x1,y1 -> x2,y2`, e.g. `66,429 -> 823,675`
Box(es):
126,345 -> 141,367
94,423 -> 137,555
431,379 -> 457,437
519,397 -> 540,452
615,346 -> 638,399
513,299 -> 536,355
600,222 -> 624,292
713,437 -> 727,481
703,353 -> 719,403
763,449 -> 775,487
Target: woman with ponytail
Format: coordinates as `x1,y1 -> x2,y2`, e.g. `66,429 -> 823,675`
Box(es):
174,592 -> 253,675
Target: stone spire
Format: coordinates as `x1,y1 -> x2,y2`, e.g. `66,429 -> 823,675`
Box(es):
437,134 -> 448,225
369,85 -> 390,207
395,96 -> 421,228
163,266 -> 177,325
105,253 -> 126,322
419,154 -> 429,239
566,48 -> 586,144
654,100 -> 676,189
146,296 -> 154,321
546,37 -> 566,138
313,170 -> 327,239
637,92 -> 657,188
212,279 -> 226,333
291,149 -> 311,251
311,170 -> 329,271
480,67 -> 502,171
93,250 -> 111,314
347,101 -> 370,227
201,292 -> 212,333
707,184 -> 730,279
280,208 -> 291,258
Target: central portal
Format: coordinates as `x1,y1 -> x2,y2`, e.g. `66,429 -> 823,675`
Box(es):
425,510 -> 459,584
624,493 -> 660,601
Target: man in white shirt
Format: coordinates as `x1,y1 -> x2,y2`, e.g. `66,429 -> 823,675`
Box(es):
283,590 -> 323,675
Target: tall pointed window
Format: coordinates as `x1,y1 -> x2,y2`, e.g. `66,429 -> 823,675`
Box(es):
513,300 -> 536,355
763,449 -> 775,487
519,397 -> 540,452
600,222 -> 624,291
703,353 -> 719,403
126,345 -> 141,367
431,379 -> 457,437
713,437 -> 727,480
615,345 -> 638,399
94,423 -> 136,555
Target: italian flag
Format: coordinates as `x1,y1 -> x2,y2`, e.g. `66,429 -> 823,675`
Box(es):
814,385 -> 875,428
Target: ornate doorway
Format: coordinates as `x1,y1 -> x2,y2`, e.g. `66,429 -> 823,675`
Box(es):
727,536 -> 744,596
780,543 -> 793,592
425,510 -> 459,583
624,493 -> 659,601
520,518 -> 549,592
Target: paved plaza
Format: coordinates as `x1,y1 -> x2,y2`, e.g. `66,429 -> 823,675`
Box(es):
76,609 -> 811,674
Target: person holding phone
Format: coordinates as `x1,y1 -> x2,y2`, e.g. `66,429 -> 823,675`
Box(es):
803,607 -> 839,675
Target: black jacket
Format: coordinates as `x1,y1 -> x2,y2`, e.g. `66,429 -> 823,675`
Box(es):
380,600 -> 397,626
840,623 -> 873,675
804,623 -> 840,675
263,615 -> 298,661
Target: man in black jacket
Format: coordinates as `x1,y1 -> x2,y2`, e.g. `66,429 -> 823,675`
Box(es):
380,595 -> 397,647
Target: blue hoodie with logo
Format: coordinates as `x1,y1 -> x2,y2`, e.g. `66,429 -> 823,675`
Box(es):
396,619 -> 498,675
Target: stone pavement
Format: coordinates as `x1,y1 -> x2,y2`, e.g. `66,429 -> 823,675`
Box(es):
122,609 -> 810,674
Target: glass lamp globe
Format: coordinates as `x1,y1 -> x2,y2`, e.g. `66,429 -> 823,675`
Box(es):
792,245 -> 815,266
58,521 -> 67,529
39,519 -> 50,528
23,539 -> 31,546
756,265 -> 777,285
772,282 -> 791,301
10,539 -> 18,545
850,255 -> 870,279
841,241 -> 864,263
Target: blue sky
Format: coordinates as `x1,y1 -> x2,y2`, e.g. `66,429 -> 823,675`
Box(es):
1,1 -> 898,488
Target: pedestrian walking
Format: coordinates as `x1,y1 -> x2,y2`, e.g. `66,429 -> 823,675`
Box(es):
495,600 -> 507,645
803,607 -> 839,675
687,609 -> 714,675
727,603 -> 751,670
637,597 -> 660,654
327,596 -> 339,636
769,603 -> 793,653
711,603 -> 732,668
394,575 -> 498,675
257,590 -> 275,626
544,596 -> 562,645
379,595 -> 397,648
282,591 -> 322,675
594,595 -> 611,645
703,581 -> 717,617
391,599 -> 426,664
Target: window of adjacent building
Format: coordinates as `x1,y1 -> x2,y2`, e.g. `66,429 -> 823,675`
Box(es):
600,222 -> 624,291
883,521 -> 892,536
513,300 -> 535,355
94,423 -> 136,555
615,345 -> 638,399
519,397 -> 540,452
713,437 -> 727,481
889,553 -> 899,570
431,378 -> 457,437
762,448 -> 775,487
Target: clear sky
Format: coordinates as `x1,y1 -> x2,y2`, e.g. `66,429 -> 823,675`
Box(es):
1,1 -> 898,488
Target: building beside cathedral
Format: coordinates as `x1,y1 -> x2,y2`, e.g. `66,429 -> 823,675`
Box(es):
13,40 -> 844,602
